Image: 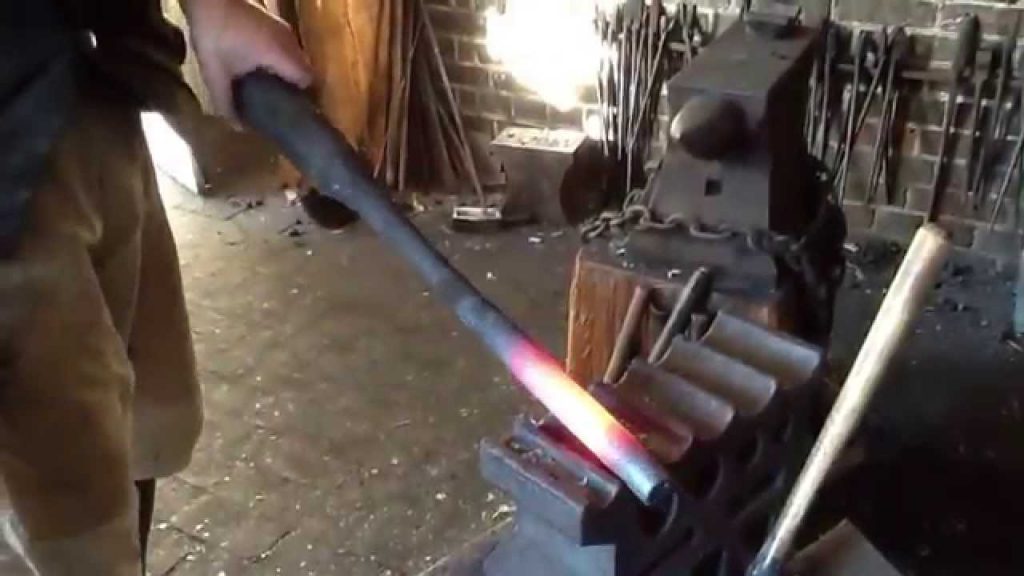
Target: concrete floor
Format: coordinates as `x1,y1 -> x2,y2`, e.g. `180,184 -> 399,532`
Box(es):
148,170 -> 579,575
147,149 -> 1023,574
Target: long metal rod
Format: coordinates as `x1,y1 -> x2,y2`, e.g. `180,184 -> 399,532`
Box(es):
648,267 -> 712,364
418,0 -> 485,205
748,225 -> 951,576
603,285 -> 651,385
234,71 -> 673,508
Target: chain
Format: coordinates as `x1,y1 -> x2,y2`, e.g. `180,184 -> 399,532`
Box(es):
580,189 -> 805,260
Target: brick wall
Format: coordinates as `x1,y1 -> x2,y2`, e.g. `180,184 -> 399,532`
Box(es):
424,0 -> 1024,259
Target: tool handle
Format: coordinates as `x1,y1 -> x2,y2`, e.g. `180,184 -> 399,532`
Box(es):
748,225 -> 951,576
233,70 -> 674,508
604,285 -> 652,385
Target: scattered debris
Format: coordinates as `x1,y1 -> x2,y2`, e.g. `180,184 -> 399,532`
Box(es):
1002,330 -> 1023,354
224,197 -> 265,221
279,219 -> 305,238
933,296 -> 976,314
283,188 -> 301,206
490,503 -> 515,522
845,239 -> 903,269
392,419 -> 412,429
948,263 -> 975,284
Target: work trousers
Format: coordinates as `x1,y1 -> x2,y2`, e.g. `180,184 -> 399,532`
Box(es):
0,79 -> 202,575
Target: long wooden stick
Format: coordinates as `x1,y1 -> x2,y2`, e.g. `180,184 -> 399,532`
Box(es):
750,225 -> 951,576
418,0 -> 485,204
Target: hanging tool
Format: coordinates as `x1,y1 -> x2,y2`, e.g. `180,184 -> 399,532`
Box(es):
860,25 -> 890,201
989,75 -> 1024,230
972,14 -> 1021,210
836,28 -> 895,190
928,14 -> 980,222
235,71 -> 675,509
867,28 -> 909,204
965,45 -> 994,207
815,23 -> 839,160
805,24 -> 825,146
988,129 -> 1024,229
749,225 -> 952,576
836,30 -> 868,202
603,285 -> 651,385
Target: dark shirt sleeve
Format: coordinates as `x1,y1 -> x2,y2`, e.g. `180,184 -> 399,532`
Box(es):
0,1 -> 195,257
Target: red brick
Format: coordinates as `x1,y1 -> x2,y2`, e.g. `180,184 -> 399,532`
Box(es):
936,216 -> 977,248
444,61 -> 489,88
478,90 -> 512,118
897,156 -> 937,190
510,96 -> 548,126
842,202 -> 876,230
425,6 -> 484,38
873,207 -> 926,242
456,39 -> 495,66
547,106 -> 583,129
833,0 -> 938,27
973,228 -> 1024,261
938,3 -> 1024,38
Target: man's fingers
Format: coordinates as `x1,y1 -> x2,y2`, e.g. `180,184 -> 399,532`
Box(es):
264,33 -> 314,89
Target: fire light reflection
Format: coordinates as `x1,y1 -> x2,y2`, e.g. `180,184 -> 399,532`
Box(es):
484,0 -> 618,111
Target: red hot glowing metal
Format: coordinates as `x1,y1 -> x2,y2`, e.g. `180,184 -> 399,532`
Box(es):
236,71 -> 673,508
507,342 -> 674,506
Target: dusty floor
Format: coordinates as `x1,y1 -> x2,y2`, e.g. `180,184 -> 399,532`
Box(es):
148,170 -> 579,575
148,151 -> 1023,574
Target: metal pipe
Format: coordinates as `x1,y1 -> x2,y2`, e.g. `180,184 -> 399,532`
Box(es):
748,225 -> 951,576
233,71 -> 674,509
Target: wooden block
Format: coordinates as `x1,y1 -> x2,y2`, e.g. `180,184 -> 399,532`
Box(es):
566,244 -> 796,385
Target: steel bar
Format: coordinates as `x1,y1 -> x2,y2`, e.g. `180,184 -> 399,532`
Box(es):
816,25 -> 838,160
868,29 -> 908,204
749,225 -> 951,576
928,15 -> 980,222
647,267 -> 712,364
836,31 -> 867,202
418,0 -> 484,205
836,32 -> 889,196
965,68 -> 989,206
603,285 -> 652,385
235,71 -> 674,508
972,14 -> 1020,206
988,123 -> 1024,230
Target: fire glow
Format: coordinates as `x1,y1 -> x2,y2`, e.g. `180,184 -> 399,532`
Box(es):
484,0 -> 614,111
506,340 -> 669,504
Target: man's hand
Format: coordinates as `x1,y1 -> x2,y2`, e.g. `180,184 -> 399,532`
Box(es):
183,0 -> 313,118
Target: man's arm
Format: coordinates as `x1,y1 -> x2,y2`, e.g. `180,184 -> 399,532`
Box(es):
181,0 -> 313,118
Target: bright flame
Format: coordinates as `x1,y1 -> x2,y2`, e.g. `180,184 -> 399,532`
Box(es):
485,0 -> 610,111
